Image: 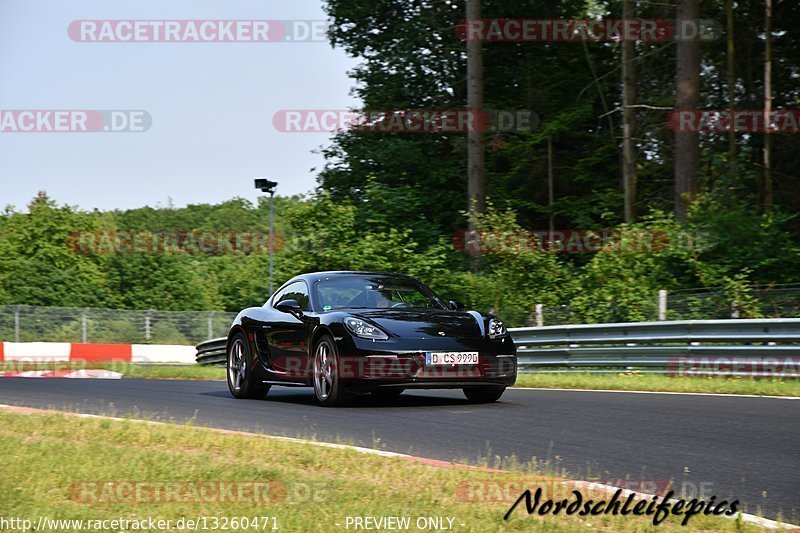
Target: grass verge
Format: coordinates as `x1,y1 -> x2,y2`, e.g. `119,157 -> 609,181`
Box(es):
0,408 -> 772,532
513,372 -> 800,397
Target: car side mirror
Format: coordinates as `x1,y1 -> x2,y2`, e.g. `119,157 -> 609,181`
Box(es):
449,300 -> 466,311
276,299 -> 303,316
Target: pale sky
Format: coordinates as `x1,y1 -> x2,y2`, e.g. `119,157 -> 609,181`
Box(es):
0,0 -> 360,211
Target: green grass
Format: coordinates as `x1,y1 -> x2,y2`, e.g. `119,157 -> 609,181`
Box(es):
0,408 -> 772,532
116,363 -> 225,380
513,372 -> 800,397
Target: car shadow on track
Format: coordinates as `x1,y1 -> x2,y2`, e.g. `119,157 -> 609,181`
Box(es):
201,388 -> 477,408
274,391 -> 476,408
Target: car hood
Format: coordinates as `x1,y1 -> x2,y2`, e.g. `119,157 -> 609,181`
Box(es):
349,309 -> 484,340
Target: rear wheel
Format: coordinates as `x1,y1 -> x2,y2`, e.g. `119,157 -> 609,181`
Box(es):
463,386 -> 506,403
313,335 -> 351,406
227,332 -> 271,399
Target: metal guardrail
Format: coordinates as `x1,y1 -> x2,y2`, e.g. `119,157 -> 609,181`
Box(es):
196,337 -> 227,365
511,318 -> 800,376
197,318 -> 800,376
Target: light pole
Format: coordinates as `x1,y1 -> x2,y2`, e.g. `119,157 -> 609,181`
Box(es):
254,178 -> 278,296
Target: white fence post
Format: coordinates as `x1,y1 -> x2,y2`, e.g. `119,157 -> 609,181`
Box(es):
658,289 -> 667,321
14,305 -> 21,342
207,312 -> 214,340
535,304 -> 544,327
731,301 -> 740,318
145,310 -> 153,341
81,309 -> 88,343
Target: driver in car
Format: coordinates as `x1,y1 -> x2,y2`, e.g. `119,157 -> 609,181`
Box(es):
371,289 -> 395,308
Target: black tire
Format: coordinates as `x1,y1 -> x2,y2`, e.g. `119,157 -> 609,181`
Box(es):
312,335 -> 352,406
463,386 -> 506,403
227,331 -> 271,399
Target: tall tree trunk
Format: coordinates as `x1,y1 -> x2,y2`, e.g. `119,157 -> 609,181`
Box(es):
674,0 -> 701,220
466,0 -> 485,228
622,0 -> 638,223
726,0 -> 737,175
763,0 -> 773,211
547,135 -> 555,235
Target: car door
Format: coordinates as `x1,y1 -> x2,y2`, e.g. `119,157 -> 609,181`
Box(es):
267,280 -> 312,378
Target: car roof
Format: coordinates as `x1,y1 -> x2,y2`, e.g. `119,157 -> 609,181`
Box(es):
291,271 -> 416,283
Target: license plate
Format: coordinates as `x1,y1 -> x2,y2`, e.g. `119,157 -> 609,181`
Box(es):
425,351 -> 479,365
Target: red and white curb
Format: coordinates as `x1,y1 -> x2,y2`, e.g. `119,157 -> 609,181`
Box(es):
0,369 -> 122,379
0,342 -> 195,364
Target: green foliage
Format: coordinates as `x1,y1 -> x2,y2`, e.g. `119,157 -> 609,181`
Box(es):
0,193 -> 118,308
446,204 -> 573,325
149,321 -> 190,345
0,191 -> 797,327
276,193 -> 423,278
686,193 -> 800,286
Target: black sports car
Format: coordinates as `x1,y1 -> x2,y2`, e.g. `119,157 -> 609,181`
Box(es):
226,271 -> 517,406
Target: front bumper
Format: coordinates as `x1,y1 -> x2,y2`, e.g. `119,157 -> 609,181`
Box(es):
334,335 -> 517,391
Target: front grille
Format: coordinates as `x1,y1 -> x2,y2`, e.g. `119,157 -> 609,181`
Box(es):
481,355 -> 516,377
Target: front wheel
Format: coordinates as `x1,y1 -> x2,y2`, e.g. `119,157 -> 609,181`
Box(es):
463,386 -> 506,403
227,332 -> 271,399
313,335 -> 352,406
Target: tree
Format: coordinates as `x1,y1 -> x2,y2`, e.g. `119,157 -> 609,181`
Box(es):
466,0 -> 486,228
674,0 -> 701,220
762,0 -> 773,211
0,192 -> 118,307
621,0 -> 638,222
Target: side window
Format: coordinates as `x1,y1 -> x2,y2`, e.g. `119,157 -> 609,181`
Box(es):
268,285 -> 289,307
273,281 -> 310,311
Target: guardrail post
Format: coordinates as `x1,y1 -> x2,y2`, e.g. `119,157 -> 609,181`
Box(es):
81,309 -> 88,343
535,304 -> 544,327
658,290 -> 667,320
14,305 -> 21,342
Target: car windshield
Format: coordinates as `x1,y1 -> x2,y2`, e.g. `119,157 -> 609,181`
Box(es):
315,275 -> 447,311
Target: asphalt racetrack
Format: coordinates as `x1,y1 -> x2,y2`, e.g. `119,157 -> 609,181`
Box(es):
0,378 -> 797,522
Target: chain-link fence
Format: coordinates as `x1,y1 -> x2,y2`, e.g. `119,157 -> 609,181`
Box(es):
666,284 -> 800,320
523,283 -> 800,327
0,306 -> 237,344
3,283 -> 799,341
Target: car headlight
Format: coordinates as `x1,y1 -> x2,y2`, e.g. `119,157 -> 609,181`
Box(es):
488,318 -> 507,339
344,317 -> 389,340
